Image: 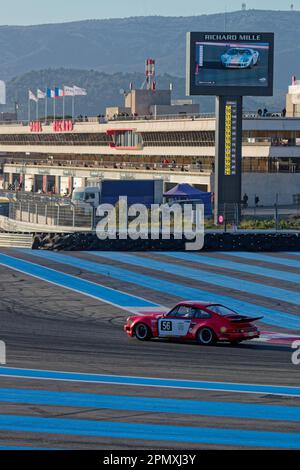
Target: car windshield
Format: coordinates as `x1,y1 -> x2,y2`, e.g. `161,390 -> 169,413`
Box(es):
207,305 -> 239,317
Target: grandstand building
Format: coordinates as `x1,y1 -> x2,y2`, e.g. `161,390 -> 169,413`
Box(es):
0,82 -> 300,206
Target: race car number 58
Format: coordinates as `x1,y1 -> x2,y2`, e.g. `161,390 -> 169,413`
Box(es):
160,321 -> 172,332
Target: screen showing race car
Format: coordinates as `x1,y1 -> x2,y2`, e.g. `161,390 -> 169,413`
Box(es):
196,41 -> 268,86
187,32 -> 274,96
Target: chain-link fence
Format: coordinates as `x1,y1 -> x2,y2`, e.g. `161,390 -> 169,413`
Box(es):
211,203 -> 300,231
4,192 -> 300,232
9,198 -> 94,229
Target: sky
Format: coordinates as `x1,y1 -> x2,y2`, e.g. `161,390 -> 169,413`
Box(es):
0,0 -> 297,25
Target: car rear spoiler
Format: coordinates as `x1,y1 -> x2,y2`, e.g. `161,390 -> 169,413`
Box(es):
230,316 -> 264,323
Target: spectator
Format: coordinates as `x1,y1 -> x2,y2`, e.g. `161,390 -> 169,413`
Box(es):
243,193 -> 248,208
263,108 -> 268,117
257,109 -> 263,117
282,108 -> 287,117
197,159 -> 203,170
255,195 -> 260,207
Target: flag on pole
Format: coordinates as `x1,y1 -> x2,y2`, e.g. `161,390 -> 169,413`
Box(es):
29,90 -> 38,102
73,85 -> 87,96
54,87 -> 64,98
47,88 -> 55,98
37,89 -> 46,99
64,85 -> 75,96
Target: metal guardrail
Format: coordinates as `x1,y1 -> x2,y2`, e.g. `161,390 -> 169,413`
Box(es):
0,114 -> 214,126
0,233 -> 33,248
5,194 -> 300,232
9,200 -> 93,229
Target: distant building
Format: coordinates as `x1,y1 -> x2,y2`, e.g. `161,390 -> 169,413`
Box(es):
0,81 -> 6,106
106,59 -> 199,119
106,88 -> 199,119
0,112 -> 17,122
0,79 -> 300,206
286,76 -> 300,117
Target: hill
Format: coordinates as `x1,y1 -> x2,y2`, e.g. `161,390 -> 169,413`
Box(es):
6,69 -> 190,118
0,9 -> 299,94
5,68 -> 286,119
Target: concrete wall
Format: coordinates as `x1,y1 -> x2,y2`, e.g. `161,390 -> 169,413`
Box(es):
125,90 -> 171,116
2,116 -> 300,137
3,142 -> 300,158
3,163 -> 213,193
150,104 -> 200,116
286,84 -> 300,117
242,173 -> 300,205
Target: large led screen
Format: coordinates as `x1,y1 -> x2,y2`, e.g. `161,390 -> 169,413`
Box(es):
187,32 -> 274,96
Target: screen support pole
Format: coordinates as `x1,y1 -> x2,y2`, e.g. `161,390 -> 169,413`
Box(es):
214,95 -> 243,225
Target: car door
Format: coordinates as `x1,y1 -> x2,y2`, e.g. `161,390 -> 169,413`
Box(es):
189,308 -> 213,337
158,305 -> 193,338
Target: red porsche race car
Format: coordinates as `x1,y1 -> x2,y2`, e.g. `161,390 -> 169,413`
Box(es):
124,301 -> 262,346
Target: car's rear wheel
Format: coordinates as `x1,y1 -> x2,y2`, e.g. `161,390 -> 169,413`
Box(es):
134,323 -> 152,341
197,327 -> 216,346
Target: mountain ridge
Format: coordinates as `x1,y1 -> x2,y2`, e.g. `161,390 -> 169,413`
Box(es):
0,9 -> 298,88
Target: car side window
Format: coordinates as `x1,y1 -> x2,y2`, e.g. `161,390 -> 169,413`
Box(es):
175,306 -> 193,318
193,309 -> 212,319
167,306 -> 179,317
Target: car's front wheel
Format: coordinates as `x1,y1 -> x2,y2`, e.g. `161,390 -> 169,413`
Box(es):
196,327 -> 216,346
134,323 -> 152,341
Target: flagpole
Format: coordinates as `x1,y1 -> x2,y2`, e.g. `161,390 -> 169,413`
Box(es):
54,94 -> 56,122
72,86 -> 75,121
28,92 -> 30,124
36,95 -> 39,121
72,93 -> 75,121
63,85 -> 65,121
45,88 -> 47,123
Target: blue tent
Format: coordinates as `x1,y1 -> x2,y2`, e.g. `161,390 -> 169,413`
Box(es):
164,183 -> 212,216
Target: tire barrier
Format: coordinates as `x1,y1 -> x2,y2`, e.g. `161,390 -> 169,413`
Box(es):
32,232 -> 300,252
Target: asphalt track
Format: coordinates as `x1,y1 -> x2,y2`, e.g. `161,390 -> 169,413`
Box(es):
195,63 -> 268,88
0,249 -> 299,449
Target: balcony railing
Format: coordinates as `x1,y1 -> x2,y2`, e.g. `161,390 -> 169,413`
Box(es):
0,110 -> 299,127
